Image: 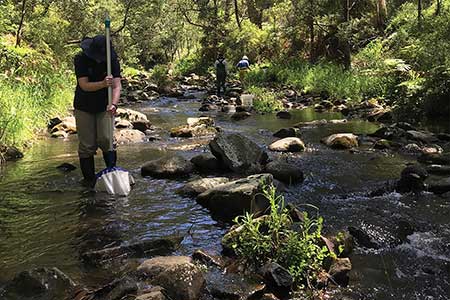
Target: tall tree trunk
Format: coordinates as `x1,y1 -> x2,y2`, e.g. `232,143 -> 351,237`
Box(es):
308,0 -> 315,63
224,0 -> 231,22
435,0 -> 441,16
418,0 -> 422,28
234,0 -> 241,29
15,0 -> 27,47
376,0 -> 387,30
342,0 -> 351,70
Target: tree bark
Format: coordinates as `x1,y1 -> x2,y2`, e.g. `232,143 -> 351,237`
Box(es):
342,0 -> 351,70
376,0 -> 387,30
15,0 -> 27,47
234,0 -> 241,29
308,0 -> 315,63
418,0 -> 422,28
435,0 -> 441,16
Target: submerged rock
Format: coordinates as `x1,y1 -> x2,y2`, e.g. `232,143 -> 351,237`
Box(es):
426,165 -> 450,176
56,163 -> 76,172
141,155 -> 194,178
276,111 -> 292,119
205,268 -> 265,300
428,177 -> 450,195
273,127 -> 301,139
268,137 -> 305,152
418,152 -> 450,165
265,160 -> 304,184
0,145 -> 24,162
321,133 -> 358,149
137,256 -> 205,300
1,267 -> 76,300
82,236 -> 183,265
231,111 -> 252,121
197,174 -> 273,220
209,133 -> 268,175
396,165 -> 428,194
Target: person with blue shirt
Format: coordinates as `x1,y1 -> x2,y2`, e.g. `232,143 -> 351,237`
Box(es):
236,55 -> 250,86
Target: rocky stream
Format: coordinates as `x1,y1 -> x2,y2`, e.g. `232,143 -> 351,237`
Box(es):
0,74 -> 449,300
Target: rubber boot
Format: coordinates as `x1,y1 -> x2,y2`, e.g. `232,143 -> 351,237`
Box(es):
79,156 -> 96,189
103,150 -> 117,168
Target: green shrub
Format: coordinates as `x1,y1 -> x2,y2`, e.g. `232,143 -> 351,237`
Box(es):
151,64 -> 172,88
247,86 -> 284,113
230,184 -> 331,286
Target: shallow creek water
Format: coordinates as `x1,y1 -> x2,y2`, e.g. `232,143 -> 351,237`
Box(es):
0,98 -> 449,299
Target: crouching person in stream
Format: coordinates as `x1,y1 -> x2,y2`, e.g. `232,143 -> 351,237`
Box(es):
74,35 -> 122,189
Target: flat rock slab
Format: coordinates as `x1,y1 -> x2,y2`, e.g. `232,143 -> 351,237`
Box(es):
205,268 -> 265,300
178,177 -> 230,196
82,236 -> 183,265
197,173 -> 273,220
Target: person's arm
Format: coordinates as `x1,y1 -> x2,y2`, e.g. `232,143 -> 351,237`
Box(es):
78,76 -> 112,92
107,59 -> 122,115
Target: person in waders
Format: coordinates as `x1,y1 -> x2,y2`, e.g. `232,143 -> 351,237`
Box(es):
73,35 -> 122,190
214,53 -> 227,96
236,55 -> 250,87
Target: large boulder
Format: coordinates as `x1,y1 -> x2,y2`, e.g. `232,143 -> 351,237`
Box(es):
396,165 -> 428,194
141,155 -> 194,178
265,160 -> 304,184
268,138 -> 305,152
209,133 -> 268,174
273,128 -> 301,139
196,174 -> 273,219
321,133 -> 358,149
1,267 -> 76,300
137,256 -> 205,300
178,177 -> 230,196
190,154 -> 224,173
114,129 -> 145,144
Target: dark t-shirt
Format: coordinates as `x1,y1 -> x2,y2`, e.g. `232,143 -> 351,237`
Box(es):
73,53 -> 121,113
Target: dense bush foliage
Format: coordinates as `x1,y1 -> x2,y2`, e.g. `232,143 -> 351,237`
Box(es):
230,185 -> 331,285
1,0 -> 449,146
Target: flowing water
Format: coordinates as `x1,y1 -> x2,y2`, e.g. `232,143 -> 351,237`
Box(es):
0,97 -> 449,299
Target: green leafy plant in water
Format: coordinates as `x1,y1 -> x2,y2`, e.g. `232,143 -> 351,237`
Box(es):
247,86 -> 284,113
231,184 -> 331,286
